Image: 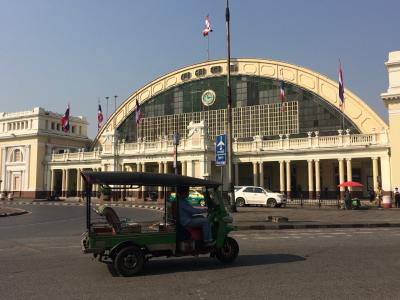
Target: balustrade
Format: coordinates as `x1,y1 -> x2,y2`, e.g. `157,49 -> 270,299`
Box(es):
50,131 -> 389,163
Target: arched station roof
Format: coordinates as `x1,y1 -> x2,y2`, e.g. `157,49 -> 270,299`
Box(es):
94,58 -> 387,147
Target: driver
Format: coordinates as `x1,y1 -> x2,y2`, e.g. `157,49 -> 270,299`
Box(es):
177,186 -> 215,247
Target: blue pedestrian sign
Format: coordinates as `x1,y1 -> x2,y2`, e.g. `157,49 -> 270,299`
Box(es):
216,134 -> 226,166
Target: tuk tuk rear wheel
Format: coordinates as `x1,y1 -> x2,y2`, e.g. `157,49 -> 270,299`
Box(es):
216,237 -> 239,263
114,246 -> 144,277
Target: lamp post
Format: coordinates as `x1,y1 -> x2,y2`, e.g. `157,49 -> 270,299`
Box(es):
173,132 -> 180,175
105,96 -> 110,120
114,95 -> 118,112
225,0 -> 236,212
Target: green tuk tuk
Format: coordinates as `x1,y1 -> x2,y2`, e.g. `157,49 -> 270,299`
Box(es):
80,171 -> 239,276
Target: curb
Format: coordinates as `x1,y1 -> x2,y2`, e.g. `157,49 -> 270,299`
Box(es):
1,201 -> 165,211
234,223 -> 400,231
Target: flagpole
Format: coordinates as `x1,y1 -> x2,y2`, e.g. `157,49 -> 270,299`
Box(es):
342,103 -> 345,131
339,59 -> 345,131
98,97 -> 100,132
207,34 -> 210,61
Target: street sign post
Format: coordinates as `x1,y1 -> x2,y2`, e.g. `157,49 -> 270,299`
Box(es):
216,134 -> 227,166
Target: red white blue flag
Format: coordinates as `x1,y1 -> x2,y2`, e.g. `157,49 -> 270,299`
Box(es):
135,99 -> 142,126
202,15 -> 212,36
97,104 -> 103,131
339,62 -> 344,110
60,104 -> 70,133
280,81 -> 285,112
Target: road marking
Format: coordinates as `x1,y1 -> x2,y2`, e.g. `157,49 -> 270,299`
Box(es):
46,245 -> 81,249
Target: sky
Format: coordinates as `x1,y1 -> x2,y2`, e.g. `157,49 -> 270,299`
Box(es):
0,0 -> 398,138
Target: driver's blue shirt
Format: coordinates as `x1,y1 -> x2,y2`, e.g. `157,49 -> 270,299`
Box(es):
179,199 -> 207,226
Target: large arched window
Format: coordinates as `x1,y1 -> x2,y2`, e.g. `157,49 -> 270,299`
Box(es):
117,76 -> 359,142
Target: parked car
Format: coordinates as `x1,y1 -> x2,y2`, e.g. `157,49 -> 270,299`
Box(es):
234,186 -> 286,208
168,189 -> 206,206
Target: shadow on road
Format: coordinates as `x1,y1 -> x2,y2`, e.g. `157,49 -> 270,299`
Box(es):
107,254 -> 305,277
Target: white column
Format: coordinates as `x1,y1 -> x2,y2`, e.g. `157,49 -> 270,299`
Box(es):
61,169 -> 66,197
50,169 -> 55,195
253,162 -> 258,186
308,159 -> 314,199
158,162 -> 163,174
286,160 -> 291,197
279,160 -> 285,193
187,161 -> 193,177
25,145 -> 30,190
259,162 -> 264,188
158,162 -> 163,196
163,161 -> 168,174
201,158 -> 211,179
346,158 -> 352,191
181,161 -> 187,176
65,169 -> 69,198
141,162 -> 146,195
372,157 -> 379,192
1,147 -> 6,191
76,168 -> 81,197
380,155 -> 392,208
338,158 -> 345,199
315,159 -> 321,198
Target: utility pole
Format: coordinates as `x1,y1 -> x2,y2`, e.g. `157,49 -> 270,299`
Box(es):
225,0 -> 237,212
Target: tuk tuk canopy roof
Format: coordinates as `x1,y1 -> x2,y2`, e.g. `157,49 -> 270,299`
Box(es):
81,171 -> 220,188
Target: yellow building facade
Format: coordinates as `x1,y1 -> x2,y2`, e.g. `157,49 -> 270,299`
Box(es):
0,107 -> 90,199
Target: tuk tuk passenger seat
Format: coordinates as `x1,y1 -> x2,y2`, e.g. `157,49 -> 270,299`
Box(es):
97,205 -> 141,234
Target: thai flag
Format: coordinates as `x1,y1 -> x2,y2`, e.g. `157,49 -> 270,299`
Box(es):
339,62 -> 344,109
202,15 -> 212,36
60,104 -> 70,133
135,99 -> 142,126
97,104 -> 103,130
280,81 -> 285,112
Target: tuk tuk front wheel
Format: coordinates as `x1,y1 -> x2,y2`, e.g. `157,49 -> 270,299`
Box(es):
114,246 -> 144,277
216,237 -> 239,263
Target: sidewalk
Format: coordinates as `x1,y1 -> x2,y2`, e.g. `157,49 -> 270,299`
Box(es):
232,206 -> 400,230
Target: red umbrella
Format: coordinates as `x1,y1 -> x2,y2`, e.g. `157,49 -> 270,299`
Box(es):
337,181 -> 363,188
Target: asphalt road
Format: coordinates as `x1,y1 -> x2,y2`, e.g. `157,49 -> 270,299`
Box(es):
1,205 -> 400,300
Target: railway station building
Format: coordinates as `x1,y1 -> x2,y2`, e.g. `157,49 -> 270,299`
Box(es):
1,52 -> 400,208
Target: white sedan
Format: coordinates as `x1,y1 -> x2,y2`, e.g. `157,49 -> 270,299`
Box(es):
234,186 -> 286,208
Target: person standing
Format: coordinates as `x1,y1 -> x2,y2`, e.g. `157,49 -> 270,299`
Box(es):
376,187 -> 383,208
344,187 -> 351,210
368,187 -> 375,202
394,187 -> 400,208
